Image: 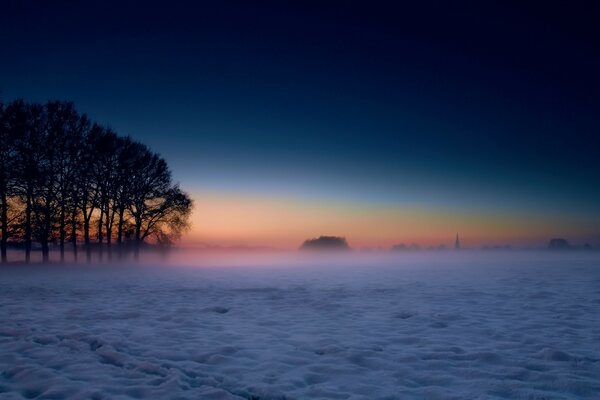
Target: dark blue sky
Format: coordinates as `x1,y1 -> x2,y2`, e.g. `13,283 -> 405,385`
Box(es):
2,1 -> 600,245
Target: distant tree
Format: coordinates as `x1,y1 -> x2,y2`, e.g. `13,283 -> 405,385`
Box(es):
300,236 -> 350,251
391,243 -> 423,251
548,238 -> 570,250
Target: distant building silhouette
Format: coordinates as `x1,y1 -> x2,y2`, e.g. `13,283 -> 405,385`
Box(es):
455,234 -> 461,250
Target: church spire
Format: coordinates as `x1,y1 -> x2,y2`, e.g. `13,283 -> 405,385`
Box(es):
455,233 -> 461,250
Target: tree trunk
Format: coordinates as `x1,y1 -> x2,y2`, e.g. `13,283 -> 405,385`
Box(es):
59,199 -> 66,262
97,205 -> 104,262
83,210 -> 91,262
41,239 -> 49,263
71,205 -> 78,262
106,232 -> 112,261
117,206 -> 125,259
105,209 -> 113,262
25,185 -> 33,263
42,194 -> 52,264
134,219 -> 142,260
1,191 -> 7,264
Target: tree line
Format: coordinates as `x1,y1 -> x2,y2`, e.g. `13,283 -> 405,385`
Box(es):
0,99 -> 193,264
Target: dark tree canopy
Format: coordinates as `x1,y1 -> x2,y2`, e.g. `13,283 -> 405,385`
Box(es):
548,238 -> 570,250
300,236 -> 350,251
0,99 -> 193,263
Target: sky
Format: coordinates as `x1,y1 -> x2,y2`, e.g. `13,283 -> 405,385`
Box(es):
2,1 -> 600,248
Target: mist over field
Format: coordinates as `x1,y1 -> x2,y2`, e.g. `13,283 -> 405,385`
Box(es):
1,251 -> 599,399
2,2 -> 600,399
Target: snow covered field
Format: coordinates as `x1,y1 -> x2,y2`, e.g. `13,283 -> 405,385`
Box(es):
1,252 -> 599,399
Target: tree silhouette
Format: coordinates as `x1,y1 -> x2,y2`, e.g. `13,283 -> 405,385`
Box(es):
0,99 -> 193,264
0,100 -> 14,263
300,236 -> 350,251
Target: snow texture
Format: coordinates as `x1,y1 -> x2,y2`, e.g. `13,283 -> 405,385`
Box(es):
1,252 -> 599,399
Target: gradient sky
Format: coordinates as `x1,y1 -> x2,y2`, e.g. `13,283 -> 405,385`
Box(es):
2,1 -> 600,248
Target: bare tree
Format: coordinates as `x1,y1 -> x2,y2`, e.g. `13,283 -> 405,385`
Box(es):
46,102 -> 86,261
0,101 -> 13,263
7,102 -> 46,262
114,137 -> 138,257
139,185 -> 193,245
90,127 -> 119,260
78,124 -> 104,261
127,147 -> 193,257
0,99 -> 193,263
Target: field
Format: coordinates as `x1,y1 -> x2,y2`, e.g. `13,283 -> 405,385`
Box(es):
1,252 -> 599,399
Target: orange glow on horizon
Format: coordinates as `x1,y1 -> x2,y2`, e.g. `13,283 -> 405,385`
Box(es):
181,191 -> 597,249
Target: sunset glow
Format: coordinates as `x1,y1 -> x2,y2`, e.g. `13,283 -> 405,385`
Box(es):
183,191 -> 599,249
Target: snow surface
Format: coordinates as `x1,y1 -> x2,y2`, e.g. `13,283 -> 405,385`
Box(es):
1,252 -> 599,399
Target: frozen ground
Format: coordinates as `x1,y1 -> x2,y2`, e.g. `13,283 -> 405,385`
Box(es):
1,252 -> 599,399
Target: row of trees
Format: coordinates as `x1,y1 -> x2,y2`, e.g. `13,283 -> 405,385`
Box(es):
0,99 -> 193,263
